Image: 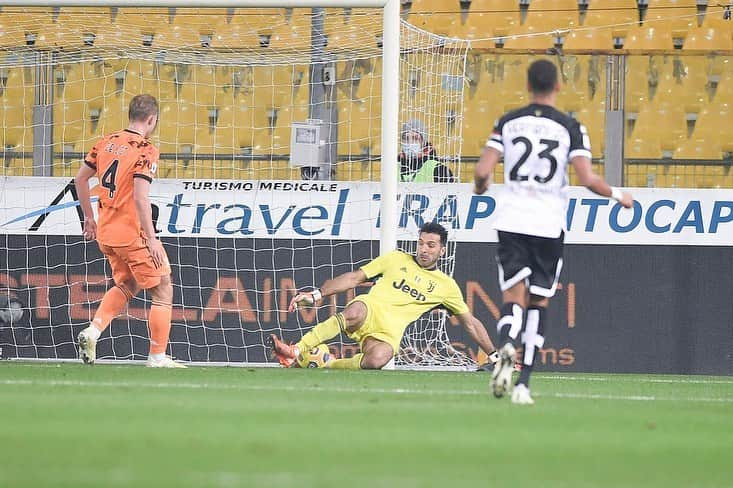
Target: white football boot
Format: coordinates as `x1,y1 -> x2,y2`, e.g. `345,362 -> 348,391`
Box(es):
146,356 -> 187,368
511,384 -> 535,405
77,326 -> 98,365
490,343 -> 516,398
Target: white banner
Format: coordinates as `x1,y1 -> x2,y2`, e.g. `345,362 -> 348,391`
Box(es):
2,176 -> 732,246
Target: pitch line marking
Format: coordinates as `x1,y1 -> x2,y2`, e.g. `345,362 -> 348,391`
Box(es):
1,378 -> 731,403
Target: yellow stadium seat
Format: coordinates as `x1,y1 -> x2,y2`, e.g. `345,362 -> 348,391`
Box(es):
576,105 -> 605,159
462,0 -> 520,45
523,0 -> 579,32
625,108 -> 663,159
684,26 -> 733,51
624,25 -> 676,50
580,0 -> 637,27
55,7 -> 116,48
115,8 -> 172,43
0,7 -> 60,48
407,0 -> 461,37
563,28 -> 616,51
169,8 -> 229,48
326,8 -> 380,49
624,56 -> 654,113
691,105 -> 729,156
714,69 -> 733,104
653,56 -> 709,112
673,138 -> 721,160
642,0 -> 696,30
462,101 -> 493,158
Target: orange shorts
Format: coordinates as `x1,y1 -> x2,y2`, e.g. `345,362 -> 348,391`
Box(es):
99,235 -> 171,289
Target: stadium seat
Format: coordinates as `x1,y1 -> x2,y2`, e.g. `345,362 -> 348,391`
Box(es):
209,13 -> 261,48
683,26 -> 733,51
407,0 -> 461,37
690,105 -> 729,159
624,55 -> 655,113
483,54 -> 529,104
641,0 -> 696,31
461,0 -> 520,45
625,104 -> 663,159
462,103 -> 494,158
562,27 -> 616,51
169,8 -> 229,48
623,26 -> 675,51
576,105 -> 605,159
653,56 -> 709,113
580,0 -> 637,27
714,68 -> 733,104
523,0 -> 579,32
325,8 -> 380,49
0,7 -> 60,48
116,8 -> 172,45
673,138 -> 722,161
55,7 -> 116,48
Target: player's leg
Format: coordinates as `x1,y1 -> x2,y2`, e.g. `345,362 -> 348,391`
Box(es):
78,246 -> 140,364
495,232 -> 531,345
491,231 -> 532,397
269,299 -> 368,367
328,336 -> 393,370
145,274 -> 183,367
512,233 -> 564,405
125,236 -> 183,368
511,294 -> 548,405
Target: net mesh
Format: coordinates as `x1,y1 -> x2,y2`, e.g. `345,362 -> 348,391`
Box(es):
0,7 -> 476,368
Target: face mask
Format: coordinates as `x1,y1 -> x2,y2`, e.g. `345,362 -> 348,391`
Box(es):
402,142 -> 422,157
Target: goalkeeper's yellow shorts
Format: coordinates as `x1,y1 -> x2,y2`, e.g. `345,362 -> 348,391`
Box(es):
345,294 -> 406,356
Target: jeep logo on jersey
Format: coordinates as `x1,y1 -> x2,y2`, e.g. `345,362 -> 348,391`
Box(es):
392,278 -> 427,301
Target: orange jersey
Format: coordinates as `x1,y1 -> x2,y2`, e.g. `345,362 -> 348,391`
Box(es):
84,129 -> 160,247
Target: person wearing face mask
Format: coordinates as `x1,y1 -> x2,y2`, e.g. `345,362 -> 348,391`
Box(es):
399,119 -> 455,183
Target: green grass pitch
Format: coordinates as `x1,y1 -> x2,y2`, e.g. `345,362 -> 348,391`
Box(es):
0,362 -> 731,488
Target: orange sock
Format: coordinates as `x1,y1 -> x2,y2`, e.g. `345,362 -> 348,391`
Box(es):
91,285 -> 131,333
148,302 -> 172,355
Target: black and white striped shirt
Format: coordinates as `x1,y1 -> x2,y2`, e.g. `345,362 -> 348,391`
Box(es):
486,103 -> 591,238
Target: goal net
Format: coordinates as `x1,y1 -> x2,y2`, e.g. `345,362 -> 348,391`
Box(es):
0,5 -> 475,368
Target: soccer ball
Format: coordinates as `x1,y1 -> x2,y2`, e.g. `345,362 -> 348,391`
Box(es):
297,344 -> 331,368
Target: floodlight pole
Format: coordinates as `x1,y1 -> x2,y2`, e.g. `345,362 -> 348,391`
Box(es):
4,0 -> 400,253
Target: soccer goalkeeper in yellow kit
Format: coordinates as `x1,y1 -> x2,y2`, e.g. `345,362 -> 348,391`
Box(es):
269,222 -> 498,370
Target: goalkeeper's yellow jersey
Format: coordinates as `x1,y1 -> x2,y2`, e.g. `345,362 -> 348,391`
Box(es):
359,250 -> 469,329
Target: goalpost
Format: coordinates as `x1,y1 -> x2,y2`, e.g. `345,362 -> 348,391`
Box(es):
0,1 -> 476,368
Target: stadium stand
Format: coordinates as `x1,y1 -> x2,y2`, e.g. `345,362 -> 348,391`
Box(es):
0,4 -> 732,185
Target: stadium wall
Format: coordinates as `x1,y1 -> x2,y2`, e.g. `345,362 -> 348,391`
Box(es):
1,178 -> 732,374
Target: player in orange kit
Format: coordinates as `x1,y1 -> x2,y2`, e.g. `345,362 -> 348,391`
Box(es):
73,94 -> 185,368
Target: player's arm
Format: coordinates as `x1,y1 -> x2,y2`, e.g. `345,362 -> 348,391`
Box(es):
289,251 -> 398,311
288,269 -> 367,312
133,177 -> 165,268
74,163 -> 97,240
455,312 -> 498,364
473,146 -> 500,194
571,156 -> 633,208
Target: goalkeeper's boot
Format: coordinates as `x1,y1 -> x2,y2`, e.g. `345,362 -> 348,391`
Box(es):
268,334 -> 297,368
77,326 -> 98,365
146,356 -> 187,368
511,383 -> 535,405
490,342 -> 516,398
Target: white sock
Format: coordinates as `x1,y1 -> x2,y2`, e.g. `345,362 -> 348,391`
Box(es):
87,324 -> 102,341
150,352 -> 165,361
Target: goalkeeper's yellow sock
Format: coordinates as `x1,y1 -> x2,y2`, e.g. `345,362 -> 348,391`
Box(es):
295,313 -> 345,353
327,353 -> 363,370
